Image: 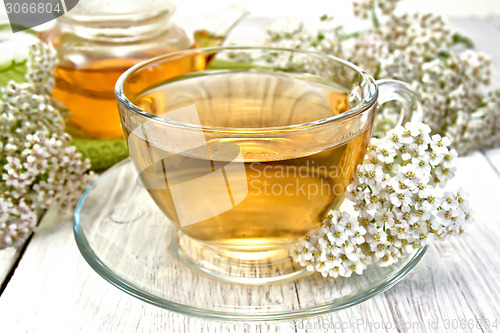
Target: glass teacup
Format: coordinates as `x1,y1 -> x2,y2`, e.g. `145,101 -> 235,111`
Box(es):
115,47 -> 419,284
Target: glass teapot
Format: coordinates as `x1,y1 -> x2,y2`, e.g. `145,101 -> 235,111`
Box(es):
45,0 -> 247,138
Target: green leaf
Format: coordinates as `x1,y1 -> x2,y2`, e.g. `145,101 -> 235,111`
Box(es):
0,27 -> 33,90
71,137 -> 129,171
207,59 -> 257,70
0,31 -> 129,172
65,124 -> 129,171
35,171 -> 49,183
437,50 -> 451,59
373,63 -> 381,80
452,33 -> 474,48
0,25 -> 38,74
0,61 -> 27,87
370,4 -> 380,28
0,24 -> 37,36
0,157 -> 8,169
471,101 -> 488,113
342,31 -> 360,40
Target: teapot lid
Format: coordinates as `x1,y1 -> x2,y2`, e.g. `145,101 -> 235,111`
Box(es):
65,0 -> 176,20
59,0 -> 177,39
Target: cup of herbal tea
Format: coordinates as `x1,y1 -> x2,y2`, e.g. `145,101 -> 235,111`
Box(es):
115,47 -> 420,284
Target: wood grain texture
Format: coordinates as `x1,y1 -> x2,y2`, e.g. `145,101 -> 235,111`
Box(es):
1,14 -> 500,333
0,151 -> 498,333
0,247 -> 23,287
66,159 -> 426,319
0,212 -> 43,288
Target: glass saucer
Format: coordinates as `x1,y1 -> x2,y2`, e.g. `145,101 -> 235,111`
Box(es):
74,159 -> 427,321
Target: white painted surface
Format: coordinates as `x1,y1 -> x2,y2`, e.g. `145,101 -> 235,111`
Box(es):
0,150 -> 499,332
1,3 -> 500,332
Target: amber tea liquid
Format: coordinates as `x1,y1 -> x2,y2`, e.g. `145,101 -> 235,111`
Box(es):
124,72 -> 371,252
53,59 -> 137,138
53,55 -> 205,138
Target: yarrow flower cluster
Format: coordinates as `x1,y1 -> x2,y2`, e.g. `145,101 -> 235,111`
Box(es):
290,122 -> 473,277
0,42 -> 94,249
353,0 -> 400,18
266,0 -> 500,154
290,211 -> 371,278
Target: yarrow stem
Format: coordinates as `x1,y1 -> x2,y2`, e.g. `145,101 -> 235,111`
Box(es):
290,122 -> 473,277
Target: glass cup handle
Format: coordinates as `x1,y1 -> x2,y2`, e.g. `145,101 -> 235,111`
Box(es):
376,79 -> 423,129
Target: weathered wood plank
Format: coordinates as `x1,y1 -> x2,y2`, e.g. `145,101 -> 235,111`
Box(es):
0,150 -> 498,333
291,151 -> 500,333
483,149 -> 500,175
0,248 -> 23,288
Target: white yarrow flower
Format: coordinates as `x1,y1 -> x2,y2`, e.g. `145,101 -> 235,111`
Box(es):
290,122 -> 473,277
267,0 -> 500,154
0,41 -> 94,249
